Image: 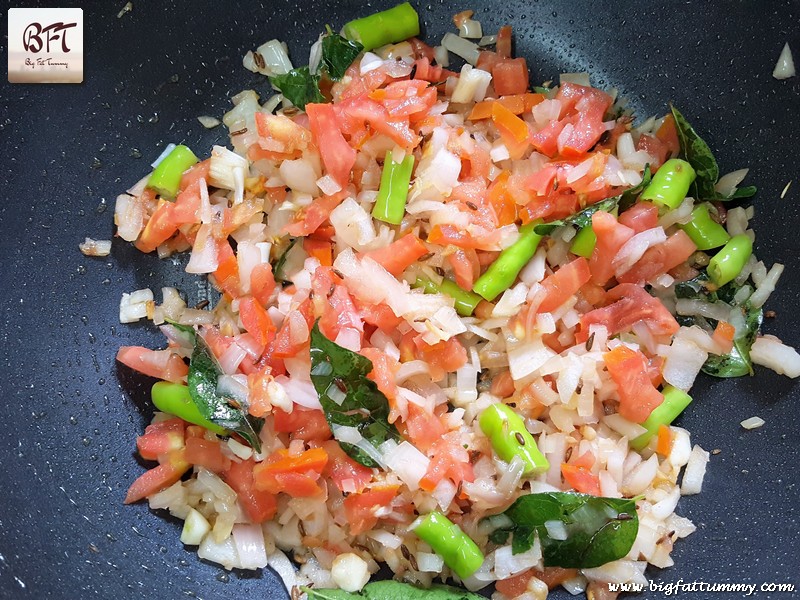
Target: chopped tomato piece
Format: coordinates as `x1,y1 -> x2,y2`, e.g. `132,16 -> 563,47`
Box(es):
604,345 -> 664,423
357,299 -> 403,332
223,458 -> 277,523
363,235 -> 428,277
321,440 -> 373,494
253,447 -> 328,497
306,103 -> 356,187
589,211 -> 635,285
492,57 -> 530,96
656,113 -> 680,158
178,158 -> 210,191
238,296 -> 275,348
303,237 -> 333,267
273,407 -> 332,442
496,25 -> 513,58
250,262 -> 276,308
116,347 -> 188,383
284,190 -> 348,237
448,247 -> 481,290
496,568 -> 580,596
404,403 -> 446,453
578,283 -> 679,343
618,202 -> 659,233
124,449 -> 190,504
136,417 -> 185,461
561,463 -> 601,495
537,257 -> 592,313
135,199 -> 177,254
616,230 -> 697,285
713,320 -> 736,354
530,119 -> 568,157
656,424 -> 673,457
419,434 -> 474,492
212,239 -> 241,298
343,485 -> 400,535
413,336 -> 467,375
184,437 -> 231,473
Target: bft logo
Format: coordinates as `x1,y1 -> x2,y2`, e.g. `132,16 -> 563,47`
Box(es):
8,8 -> 84,83
22,21 -> 78,54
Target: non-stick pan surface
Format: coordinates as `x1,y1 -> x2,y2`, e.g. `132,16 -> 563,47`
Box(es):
1,1 -> 798,598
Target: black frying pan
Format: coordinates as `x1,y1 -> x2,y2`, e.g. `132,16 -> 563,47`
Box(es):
2,1 -> 798,598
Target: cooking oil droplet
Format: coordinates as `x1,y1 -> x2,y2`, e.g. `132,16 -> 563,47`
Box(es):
69,416 -> 78,425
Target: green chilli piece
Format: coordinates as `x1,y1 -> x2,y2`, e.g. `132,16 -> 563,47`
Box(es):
372,150 -> 415,225
413,511 -> 485,579
707,234 -> 753,287
679,203 -> 731,251
147,145 -> 198,199
630,385 -> 693,451
570,225 -> 597,258
151,381 -> 227,436
342,2 -> 420,52
639,158 -> 696,209
473,220 -> 543,301
415,277 -> 482,317
478,403 -> 550,475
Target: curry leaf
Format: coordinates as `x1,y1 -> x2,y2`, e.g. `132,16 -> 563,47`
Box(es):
188,334 -> 263,452
322,30 -> 364,80
269,67 -> 325,110
702,301 -> 762,378
302,581 -> 486,600
486,492 -> 639,568
309,322 -> 401,467
670,105 -> 719,200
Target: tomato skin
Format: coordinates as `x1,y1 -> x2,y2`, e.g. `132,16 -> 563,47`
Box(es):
589,211 -> 635,286
184,437 -> 231,473
252,448 -> 328,497
116,347 -> 188,384
496,25 -> 513,58
604,345 -> 664,423
273,407 -> 332,442
124,449 -> 190,504
537,257 -> 592,313
363,235 -> 428,277
578,282 -> 679,343
223,458 -> 277,523
320,440 -> 373,494
616,230 -> 697,285
561,463 -> 601,495
306,103 -> 356,188
171,179 -> 203,226
343,485 -> 400,535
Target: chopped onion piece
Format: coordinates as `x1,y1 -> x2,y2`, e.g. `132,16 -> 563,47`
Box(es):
680,445 -> 709,495
714,168 -> 749,197
79,237 -> 112,257
197,115 -> 221,129
741,416 -> 765,430
560,72 -> 591,86
442,32 -> 480,65
458,19 -> 483,39
773,42 -> 795,80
